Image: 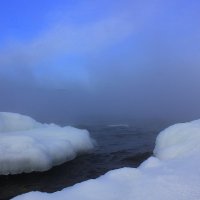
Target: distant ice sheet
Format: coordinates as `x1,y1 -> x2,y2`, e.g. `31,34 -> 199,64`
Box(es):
0,112 -> 94,175
13,119 -> 200,200
107,124 -> 129,128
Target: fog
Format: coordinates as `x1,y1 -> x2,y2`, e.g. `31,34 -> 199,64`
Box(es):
0,0 -> 200,125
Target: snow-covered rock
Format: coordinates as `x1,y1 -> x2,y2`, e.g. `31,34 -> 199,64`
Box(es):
0,112 -> 94,175
13,119 -> 200,200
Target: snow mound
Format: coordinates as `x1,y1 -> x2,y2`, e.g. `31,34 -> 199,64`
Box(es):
13,119 -> 200,200
154,119 -> 200,160
0,112 -> 94,175
0,112 -> 41,132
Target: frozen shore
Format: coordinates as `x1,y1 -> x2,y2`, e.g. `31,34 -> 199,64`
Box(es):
12,119 -> 200,200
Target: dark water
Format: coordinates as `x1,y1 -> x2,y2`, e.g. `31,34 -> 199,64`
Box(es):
0,124 -> 163,200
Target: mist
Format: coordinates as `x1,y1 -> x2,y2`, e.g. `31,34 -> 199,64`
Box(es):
1,0 -> 200,125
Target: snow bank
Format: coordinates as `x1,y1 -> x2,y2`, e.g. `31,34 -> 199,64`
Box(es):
0,112 -> 94,175
13,119 -> 200,200
154,119 -> 200,160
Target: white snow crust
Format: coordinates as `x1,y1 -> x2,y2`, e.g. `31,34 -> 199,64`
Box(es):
12,119 -> 200,200
0,112 -> 94,175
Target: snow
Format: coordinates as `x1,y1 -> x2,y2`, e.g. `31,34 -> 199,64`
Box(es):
0,112 -> 94,175
12,119 -> 200,200
154,119 -> 200,160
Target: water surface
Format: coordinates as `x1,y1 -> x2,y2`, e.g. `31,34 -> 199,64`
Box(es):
0,124 -> 163,200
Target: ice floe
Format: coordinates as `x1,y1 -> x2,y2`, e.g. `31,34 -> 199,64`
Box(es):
0,112 -> 94,175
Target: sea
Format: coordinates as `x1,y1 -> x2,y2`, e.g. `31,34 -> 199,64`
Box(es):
0,123 -> 167,200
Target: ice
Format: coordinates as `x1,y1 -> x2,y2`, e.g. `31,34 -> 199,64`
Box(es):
107,124 -> 129,128
12,119 -> 200,200
0,112 -> 41,132
0,112 -> 94,175
154,119 -> 200,160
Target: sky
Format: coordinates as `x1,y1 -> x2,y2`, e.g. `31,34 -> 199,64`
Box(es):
0,0 -> 200,124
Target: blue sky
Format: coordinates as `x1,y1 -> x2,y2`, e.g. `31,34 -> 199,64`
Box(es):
1,0 -> 200,89
0,0 -> 131,41
0,0 -> 145,87
0,1 -> 198,64
1,0 -> 200,122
